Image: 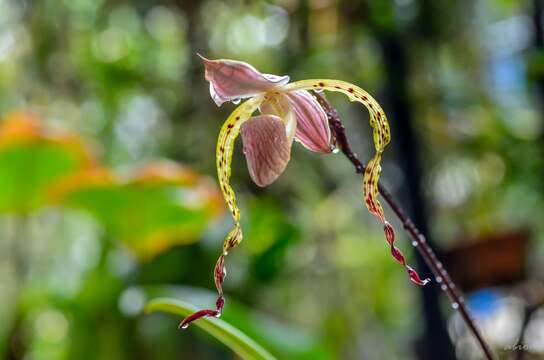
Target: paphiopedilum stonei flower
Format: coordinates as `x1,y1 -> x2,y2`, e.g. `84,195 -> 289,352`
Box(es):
179,56 -> 429,329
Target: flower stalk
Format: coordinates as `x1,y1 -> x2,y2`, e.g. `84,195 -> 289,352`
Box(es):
315,92 -> 496,360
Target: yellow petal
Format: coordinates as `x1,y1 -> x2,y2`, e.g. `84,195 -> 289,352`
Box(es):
216,96 -> 263,253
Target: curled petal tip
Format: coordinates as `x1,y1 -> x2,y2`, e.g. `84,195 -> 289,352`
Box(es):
179,309 -> 220,330
407,266 -> 430,286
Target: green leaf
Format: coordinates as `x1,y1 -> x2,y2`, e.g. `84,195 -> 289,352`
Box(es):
54,162 -> 222,259
145,297 -> 276,360
0,112 -> 92,213
141,286 -> 331,359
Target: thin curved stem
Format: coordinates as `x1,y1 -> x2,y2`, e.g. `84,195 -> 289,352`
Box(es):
315,92 -> 496,360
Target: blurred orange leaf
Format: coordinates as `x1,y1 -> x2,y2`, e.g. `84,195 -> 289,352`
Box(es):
52,161 -> 223,259
0,111 -> 94,213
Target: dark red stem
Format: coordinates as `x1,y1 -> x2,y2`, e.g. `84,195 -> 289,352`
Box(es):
315,92 -> 496,360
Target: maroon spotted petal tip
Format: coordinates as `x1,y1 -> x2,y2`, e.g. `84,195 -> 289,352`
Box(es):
407,266 -> 431,286
383,222 -> 430,286
179,309 -> 220,330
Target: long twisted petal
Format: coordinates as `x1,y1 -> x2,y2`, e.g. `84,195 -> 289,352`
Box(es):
285,80 -> 389,218
179,96 -> 264,329
287,80 -> 428,285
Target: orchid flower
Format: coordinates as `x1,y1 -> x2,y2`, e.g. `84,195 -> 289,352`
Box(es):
179,56 -> 429,329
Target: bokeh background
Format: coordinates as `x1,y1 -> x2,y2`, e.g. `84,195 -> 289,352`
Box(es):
0,0 -> 543,359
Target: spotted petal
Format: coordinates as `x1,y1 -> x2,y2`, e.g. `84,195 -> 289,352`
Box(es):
199,55 -> 290,106
284,80 -> 391,222
285,90 -> 332,153
240,115 -> 291,187
180,96 -> 264,329
284,80 -> 428,286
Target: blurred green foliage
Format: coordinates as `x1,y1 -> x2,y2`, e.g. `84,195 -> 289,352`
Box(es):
0,112 -> 92,214
55,163 -> 222,258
